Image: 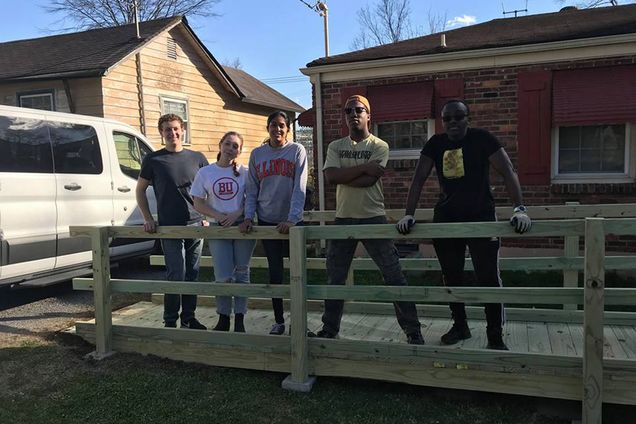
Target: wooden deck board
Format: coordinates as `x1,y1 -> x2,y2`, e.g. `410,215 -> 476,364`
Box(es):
506,321 -> 529,352
611,325 -> 636,359
527,321 -> 552,354
77,301 -> 636,359
547,322 -> 577,356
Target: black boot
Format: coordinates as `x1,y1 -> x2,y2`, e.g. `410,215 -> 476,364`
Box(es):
213,314 -> 230,331
234,313 -> 245,333
486,326 -> 509,350
441,320 -> 471,345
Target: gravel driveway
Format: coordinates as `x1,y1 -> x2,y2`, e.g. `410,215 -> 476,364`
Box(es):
0,257 -> 164,346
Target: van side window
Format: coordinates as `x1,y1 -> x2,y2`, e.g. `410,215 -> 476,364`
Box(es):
50,123 -> 102,174
113,131 -> 151,179
0,115 -> 54,173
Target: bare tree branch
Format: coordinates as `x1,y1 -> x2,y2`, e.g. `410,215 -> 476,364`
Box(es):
44,0 -> 222,30
351,0 -> 446,50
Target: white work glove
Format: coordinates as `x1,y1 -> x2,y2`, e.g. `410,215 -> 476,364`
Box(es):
510,206 -> 531,234
396,215 -> 416,234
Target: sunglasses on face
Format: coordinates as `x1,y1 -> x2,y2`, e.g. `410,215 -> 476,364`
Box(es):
344,107 -> 367,115
442,113 -> 468,122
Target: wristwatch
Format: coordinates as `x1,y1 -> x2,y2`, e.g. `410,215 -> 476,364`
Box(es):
513,205 -> 528,213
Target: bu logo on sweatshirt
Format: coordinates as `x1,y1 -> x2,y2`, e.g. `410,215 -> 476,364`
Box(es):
255,158 -> 296,180
213,177 -> 239,201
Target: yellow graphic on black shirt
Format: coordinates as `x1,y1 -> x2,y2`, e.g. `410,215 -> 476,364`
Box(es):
442,148 -> 465,179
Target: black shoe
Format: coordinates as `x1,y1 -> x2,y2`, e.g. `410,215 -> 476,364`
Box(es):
308,329 -> 337,339
234,314 -> 245,333
181,318 -> 207,330
164,321 -> 177,328
213,314 -> 230,332
269,323 -> 285,335
487,327 -> 509,350
407,330 -> 425,345
441,322 -> 472,345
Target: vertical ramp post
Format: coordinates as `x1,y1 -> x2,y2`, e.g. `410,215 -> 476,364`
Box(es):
87,227 -> 115,359
563,202 -> 580,310
282,226 -> 316,391
582,218 -> 604,424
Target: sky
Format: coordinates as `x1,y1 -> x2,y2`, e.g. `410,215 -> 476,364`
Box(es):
3,0 -> 584,109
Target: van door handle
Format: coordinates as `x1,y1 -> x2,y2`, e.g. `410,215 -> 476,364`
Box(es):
64,183 -> 82,191
117,186 -> 131,193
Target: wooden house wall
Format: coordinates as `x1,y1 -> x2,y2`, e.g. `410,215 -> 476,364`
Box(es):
0,78 -> 103,116
102,26 -> 289,165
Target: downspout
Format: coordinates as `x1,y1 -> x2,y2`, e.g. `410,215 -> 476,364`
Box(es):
135,52 -> 146,135
133,1 -> 146,134
62,79 -> 75,113
315,72 -> 325,225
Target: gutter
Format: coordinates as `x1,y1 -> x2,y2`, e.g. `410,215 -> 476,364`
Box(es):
300,32 -> 636,78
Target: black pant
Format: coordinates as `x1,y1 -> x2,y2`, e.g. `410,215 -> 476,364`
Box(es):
259,220 -> 303,325
322,216 -> 421,335
433,236 -> 504,330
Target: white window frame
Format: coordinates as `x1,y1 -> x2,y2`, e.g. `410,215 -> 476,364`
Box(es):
551,123 -> 635,184
18,91 -> 55,111
160,96 -> 190,145
374,119 -> 435,160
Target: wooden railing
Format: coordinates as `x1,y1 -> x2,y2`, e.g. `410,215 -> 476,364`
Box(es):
71,204 -> 636,424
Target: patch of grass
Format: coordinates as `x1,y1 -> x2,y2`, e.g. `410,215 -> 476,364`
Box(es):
0,342 -> 572,424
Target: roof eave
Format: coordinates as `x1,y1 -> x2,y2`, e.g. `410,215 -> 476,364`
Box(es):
241,97 -> 305,113
0,69 -> 105,82
300,32 -> 636,76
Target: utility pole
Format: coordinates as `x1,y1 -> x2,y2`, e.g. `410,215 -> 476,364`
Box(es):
299,0 -> 330,57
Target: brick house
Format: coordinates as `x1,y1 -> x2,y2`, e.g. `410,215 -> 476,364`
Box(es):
0,16 -> 304,164
300,4 -> 636,237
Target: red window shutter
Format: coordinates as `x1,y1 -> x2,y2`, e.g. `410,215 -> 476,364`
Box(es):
367,82 -> 433,122
553,65 -> 636,126
434,79 -> 464,133
297,107 -> 315,128
517,70 -> 552,185
339,86 -> 367,137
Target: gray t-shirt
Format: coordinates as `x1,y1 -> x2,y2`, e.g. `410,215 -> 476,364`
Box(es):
140,148 -> 209,225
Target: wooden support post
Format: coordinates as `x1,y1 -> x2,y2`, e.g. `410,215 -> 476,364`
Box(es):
87,227 -> 115,360
582,218 -> 605,424
563,202 -> 580,310
282,227 -> 316,392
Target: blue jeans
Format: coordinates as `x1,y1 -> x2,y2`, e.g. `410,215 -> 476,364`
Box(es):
161,232 -> 203,324
208,225 -> 256,315
322,216 -> 421,335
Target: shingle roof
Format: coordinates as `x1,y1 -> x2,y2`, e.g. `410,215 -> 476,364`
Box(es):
0,17 -> 180,81
0,17 -> 303,113
223,66 -> 304,113
307,4 -> 636,67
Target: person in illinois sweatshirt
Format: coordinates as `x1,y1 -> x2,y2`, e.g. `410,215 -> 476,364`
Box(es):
239,111 -> 307,335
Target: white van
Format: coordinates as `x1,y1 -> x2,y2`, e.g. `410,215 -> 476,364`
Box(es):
0,105 -> 157,288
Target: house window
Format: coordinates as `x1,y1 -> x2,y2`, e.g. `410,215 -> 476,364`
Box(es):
18,92 -> 54,111
375,119 -> 434,159
160,97 -> 190,144
552,123 -> 634,183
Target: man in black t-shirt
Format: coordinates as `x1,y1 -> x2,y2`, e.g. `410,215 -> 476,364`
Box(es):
136,114 -> 209,329
397,100 -> 531,350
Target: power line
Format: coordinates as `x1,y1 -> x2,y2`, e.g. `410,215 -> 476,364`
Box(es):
261,75 -> 308,84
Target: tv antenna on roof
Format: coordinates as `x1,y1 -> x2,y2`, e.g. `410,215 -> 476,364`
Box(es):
502,0 -> 528,17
